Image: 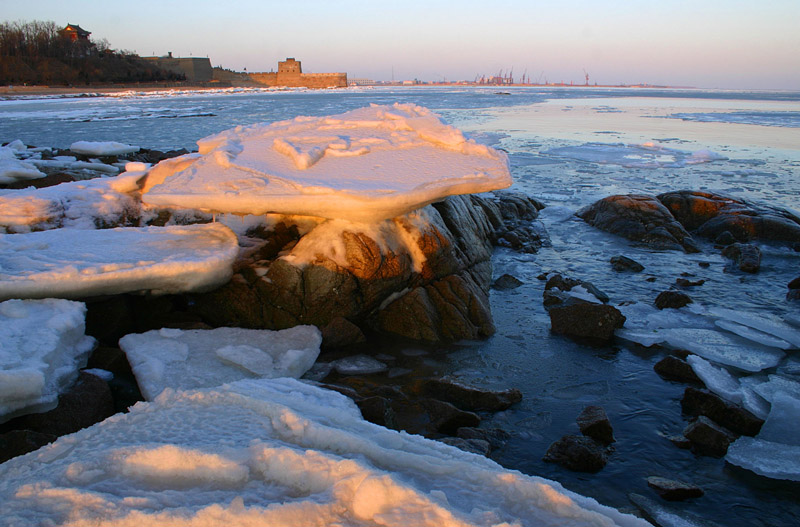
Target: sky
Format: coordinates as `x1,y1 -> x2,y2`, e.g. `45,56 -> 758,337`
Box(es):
2,0 -> 799,90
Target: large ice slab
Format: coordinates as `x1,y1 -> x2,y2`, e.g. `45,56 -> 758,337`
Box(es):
0,223 -> 239,301
119,326 -> 322,400
0,378 -> 648,526
0,298 -> 95,423
709,307 -> 800,349
70,141 -> 140,156
0,143 -> 45,184
142,103 -> 512,222
726,437 -> 800,481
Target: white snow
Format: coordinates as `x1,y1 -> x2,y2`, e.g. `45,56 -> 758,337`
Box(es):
142,103 -> 511,222
0,298 -> 95,423
119,326 -> 322,400
70,141 -> 140,156
0,223 -> 239,301
0,171 -> 144,232
0,378 -> 648,526
0,143 -> 45,184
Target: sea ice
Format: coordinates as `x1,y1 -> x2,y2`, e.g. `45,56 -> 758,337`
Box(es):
542,142 -> 726,169
142,103 -> 512,222
657,328 -> 785,373
333,355 -> 389,375
726,437 -> 800,481
756,392 -> 800,446
747,374 -> 800,403
0,378 -> 649,526
714,319 -> 793,350
119,326 -> 322,400
0,298 -> 95,422
686,355 -> 743,405
709,307 -> 800,349
0,223 -> 239,301
70,141 -> 140,156
0,143 -> 45,184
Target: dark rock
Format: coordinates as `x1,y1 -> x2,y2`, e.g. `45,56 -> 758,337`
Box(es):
646,476 -> 704,501
681,387 -> 764,436
654,355 -> 702,384
722,243 -> 761,273
2,172 -> 76,189
548,302 -> 626,344
84,296 -> 137,346
0,430 -> 57,463
414,378 -> 522,412
630,493 -> 724,527
714,230 -> 737,245
577,194 -> 700,253
654,290 -> 692,310
577,405 -> 615,445
390,398 -> 480,436
456,427 -> 511,451
683,416 -> 735,457
321,317 -> 366,349
545,274 -> 582,293
356,396 -> 393,427
492,273 -> 524,290
7,372 -> 114,437
543,435 -> 608,472
659,190 -> 800,244
666,435 -> 693,449
610,255 -> 645,272
439,437 -> 491,456
789,277 -> 800,289
675,277 -> 705,287
698,261 -> 711,268
789,290 -> 800,301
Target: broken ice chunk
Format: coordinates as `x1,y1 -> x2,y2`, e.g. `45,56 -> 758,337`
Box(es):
748,374 -> 800,403
709,307 -> 800,348
714,319 -> 792,350
661,328 -> 785,373
686,355 -> 743,405
726,437 -> 800,481
333,355 -> 388,375
757,392 -> 800,446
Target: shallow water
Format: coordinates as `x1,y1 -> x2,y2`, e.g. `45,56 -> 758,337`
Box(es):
3,86 -> 800,525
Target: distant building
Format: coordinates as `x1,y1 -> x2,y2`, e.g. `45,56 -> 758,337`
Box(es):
60,23 -> 91,42
142,52 -> 214,83
348,78 -> 375,86
249,58 -> 347,89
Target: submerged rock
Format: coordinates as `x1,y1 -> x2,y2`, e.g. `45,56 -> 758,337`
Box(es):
683,415 -> 736,457
610,255 -> 645,272
577,194 -> 700,253
413,378 -> 523,412
654,355 -> 702,384
654,290 -> 693,310
722,243 -> 761,273
543,434 -> 609,472
492,273 -> 524,290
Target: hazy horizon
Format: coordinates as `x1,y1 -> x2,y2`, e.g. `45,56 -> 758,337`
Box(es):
2,0 -> 799,90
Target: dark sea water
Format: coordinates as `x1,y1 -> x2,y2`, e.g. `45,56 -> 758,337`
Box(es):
3,86 -> 800,526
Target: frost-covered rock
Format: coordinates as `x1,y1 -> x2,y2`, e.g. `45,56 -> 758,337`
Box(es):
0,299 -> 95,423
0,223 -> 239,301
0,378 -> 649,527
142,103 -> 511,222
120,326 -> 321,400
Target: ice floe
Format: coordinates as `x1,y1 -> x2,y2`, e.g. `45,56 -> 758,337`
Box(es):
142,103 -> 511,222
0,298 -> 95,423
0,223 -> 239,301
0,143 -> 45,184
709,307 -> 800,349
70,141 -> 140,156
119,326 -> 322,400
0,378 -> 648,526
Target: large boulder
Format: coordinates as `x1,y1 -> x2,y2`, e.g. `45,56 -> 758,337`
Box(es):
548,301 -> 626,344
658,190 -> 800,243
576,194 -> 700,253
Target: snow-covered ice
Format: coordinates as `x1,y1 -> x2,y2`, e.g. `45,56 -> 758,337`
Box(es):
119,326 -> 322,400
0,223 -> 239,301
0,378 -> 648,526
0,298 -> 95,423
70,141 -> 140,156
142,103 -> 512,222
0,143 -> 45,184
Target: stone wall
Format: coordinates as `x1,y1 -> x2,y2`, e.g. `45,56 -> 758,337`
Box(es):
142,57 -> 213,82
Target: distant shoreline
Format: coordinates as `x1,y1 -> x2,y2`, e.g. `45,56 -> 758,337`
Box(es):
0,84 -> 238,97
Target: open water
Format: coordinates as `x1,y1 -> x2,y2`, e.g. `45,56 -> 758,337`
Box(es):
2,86 -> 800,526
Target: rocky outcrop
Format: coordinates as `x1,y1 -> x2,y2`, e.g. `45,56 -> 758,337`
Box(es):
658,190 -> 800,243
576,194 -> 700,253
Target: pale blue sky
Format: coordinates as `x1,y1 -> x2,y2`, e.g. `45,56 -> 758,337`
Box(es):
2,0 -> 798,89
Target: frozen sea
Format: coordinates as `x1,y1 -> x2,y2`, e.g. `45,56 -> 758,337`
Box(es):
3,86 -> 800,525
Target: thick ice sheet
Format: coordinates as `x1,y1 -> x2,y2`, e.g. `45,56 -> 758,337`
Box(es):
0,298 -> 95,422
70,141 -> 140,156
0,223 -> 239,301
142,103 -> 511,221
120,326 -> 322,400
726,438 -> 800,481
0,378 -> 648,527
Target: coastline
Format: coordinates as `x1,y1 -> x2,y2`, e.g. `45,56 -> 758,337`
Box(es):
0,84 -> 243,97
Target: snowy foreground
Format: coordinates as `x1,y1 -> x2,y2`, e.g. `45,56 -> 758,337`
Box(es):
142,103 -> 512,222
0,378 -> 647,527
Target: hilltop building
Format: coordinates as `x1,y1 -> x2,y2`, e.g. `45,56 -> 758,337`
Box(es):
60,24 -> 91,42
142,52 -> 213,83
249,58 -> 347,89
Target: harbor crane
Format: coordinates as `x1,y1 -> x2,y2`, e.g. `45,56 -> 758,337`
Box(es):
583,69 -> 589,86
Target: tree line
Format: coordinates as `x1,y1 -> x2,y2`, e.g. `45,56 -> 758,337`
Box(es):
0,20 -> 184,85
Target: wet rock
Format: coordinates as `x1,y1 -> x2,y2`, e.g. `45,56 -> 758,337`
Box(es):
654,290 -> 693,310
789,290 -> 800,301
390,398 -> 480,436
321,317 -> 366,349
439,437 -> 491,456
1,172 -> 76,190
577,194 -> 700,253
456,427 -> 511,451
722,243 -> 761,273
492,274 -> 524,290
610,255 -> 645,272
356,396 -> 393,427
630,493 -> 724,527
658,190 -> 800,244
333,355 -> 388,375
543,435 -> 608,472
0,430 -> 57,463
683,416 -> 735,457
675,277 -> 705,287
5,372 -> 114,438
548,301 -> 626,344
577,405 -> 615,445
666,435 -> 693,450
414,378 -> 522,412
789,277 -> 800,289
714,230 -> 737,245
681,387 -> 764,436
473,190 -> 547,253
654,355 -> 702,384
646,476 -> 704,501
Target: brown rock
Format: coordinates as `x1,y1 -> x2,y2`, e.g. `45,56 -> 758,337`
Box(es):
439,437 -> 491,456
577,405 -> 615,445
654,355 -> 702,384
548,302 -> 626,344
543,435 -> 608,472
646,476 -> 704,501
415,378 -> 522,412
321,317 -> 366,349
654,290 -> 692,310
722,243 -> 761,273
681,387 -> 763,436
683,416 -> 735,457
0,430 -> 56,463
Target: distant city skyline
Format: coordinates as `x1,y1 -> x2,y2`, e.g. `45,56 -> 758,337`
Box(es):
2,0 -> 799,90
